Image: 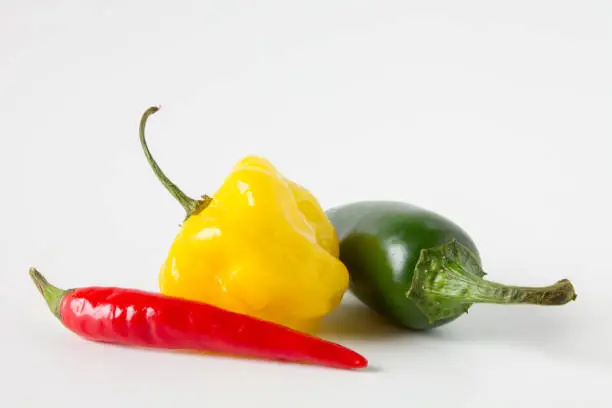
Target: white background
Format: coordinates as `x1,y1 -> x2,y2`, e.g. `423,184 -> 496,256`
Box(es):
1,1 -> 610,407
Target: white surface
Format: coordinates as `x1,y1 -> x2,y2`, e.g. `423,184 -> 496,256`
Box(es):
1,1 -> 611,407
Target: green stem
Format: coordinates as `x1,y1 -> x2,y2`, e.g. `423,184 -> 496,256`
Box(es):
407,240 -> 577,323
29,267 -> 70,321
139,106 -> 210,219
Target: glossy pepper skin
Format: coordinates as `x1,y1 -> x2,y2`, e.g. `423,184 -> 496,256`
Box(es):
326,201 -> 577,330
29,268 -> 367,369
139,107 -> 348,332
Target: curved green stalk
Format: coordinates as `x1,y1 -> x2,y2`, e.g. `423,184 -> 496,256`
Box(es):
139,106 -> 210,219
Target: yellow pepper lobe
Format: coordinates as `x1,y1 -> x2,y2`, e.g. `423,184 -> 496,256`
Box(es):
158,156 -> 349,332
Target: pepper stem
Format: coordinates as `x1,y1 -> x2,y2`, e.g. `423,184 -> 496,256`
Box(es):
139,106 -> 210,219
29,267 -> 70,321
406,240 -> 577,324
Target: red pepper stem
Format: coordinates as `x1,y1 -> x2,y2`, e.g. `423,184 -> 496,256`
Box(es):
29,268 -> 69,321
139,106 -> 210,219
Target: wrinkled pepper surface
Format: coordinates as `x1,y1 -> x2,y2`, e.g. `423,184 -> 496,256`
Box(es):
139,107 -> 349,332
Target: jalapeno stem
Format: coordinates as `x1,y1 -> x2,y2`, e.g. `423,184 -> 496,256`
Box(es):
139,106 -> 210,219
406,240 -> 577,324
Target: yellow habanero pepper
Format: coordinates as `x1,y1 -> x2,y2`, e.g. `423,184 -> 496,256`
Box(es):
138,107 -> 349,332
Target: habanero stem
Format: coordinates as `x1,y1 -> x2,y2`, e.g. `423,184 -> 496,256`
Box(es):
139,106 -> 211,219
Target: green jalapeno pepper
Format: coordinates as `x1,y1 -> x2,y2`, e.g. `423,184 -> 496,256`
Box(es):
326,201 -> 577,330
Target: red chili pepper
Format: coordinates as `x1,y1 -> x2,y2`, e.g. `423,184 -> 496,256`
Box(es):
29,268 -> 367,370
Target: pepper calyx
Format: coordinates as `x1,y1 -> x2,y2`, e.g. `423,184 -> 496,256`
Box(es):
29,267 -> 72,321
406,240 -> 483,323
406,240 -> 577,324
